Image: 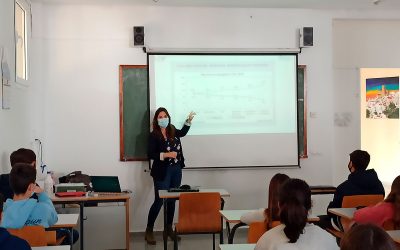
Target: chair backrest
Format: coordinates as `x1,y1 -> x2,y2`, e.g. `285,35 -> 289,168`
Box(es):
383,219 -> 395,230
269,220 -> 281,229
342,194 -> 384,208
8,226 -> 49,247
341,194 -> 384,231
247,221 -> 267,243
176,192 -> 221,233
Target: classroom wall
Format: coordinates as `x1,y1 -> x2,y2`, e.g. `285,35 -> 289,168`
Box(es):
31,3 -> 335,233
0,0 -> 40,174
26,2 -> 400,234
332,19 -> 400,190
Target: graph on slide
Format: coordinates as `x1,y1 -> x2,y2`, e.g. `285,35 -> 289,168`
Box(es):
152,55 -> 297,135
159,67 -> 276,135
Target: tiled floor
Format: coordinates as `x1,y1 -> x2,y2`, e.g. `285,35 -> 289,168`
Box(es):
130,229 -> 248,250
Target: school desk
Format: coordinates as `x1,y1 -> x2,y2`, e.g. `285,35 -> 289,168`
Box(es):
220,209 -> 320,243
51,193 -> 130,250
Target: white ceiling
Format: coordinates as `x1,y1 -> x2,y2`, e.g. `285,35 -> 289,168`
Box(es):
33,0 -> 400,10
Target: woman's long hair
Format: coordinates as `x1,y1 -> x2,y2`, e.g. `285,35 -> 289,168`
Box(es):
152,107 -> 175,141
265,174 -> 290,228
341,224 -> 397,250
385,175 -> 400,229
279,178 -> 311,243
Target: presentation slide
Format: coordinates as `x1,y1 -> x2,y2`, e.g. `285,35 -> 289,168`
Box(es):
148,54 -> 299,168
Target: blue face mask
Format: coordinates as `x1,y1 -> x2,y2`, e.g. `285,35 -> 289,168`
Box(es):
158,118 -> 169,128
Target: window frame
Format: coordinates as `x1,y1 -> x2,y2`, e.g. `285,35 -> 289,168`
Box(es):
14,0 -> 31,84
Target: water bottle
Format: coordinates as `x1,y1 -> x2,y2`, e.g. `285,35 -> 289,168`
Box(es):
44,171 -> 54,195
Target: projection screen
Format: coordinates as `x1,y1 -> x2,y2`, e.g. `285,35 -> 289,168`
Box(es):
148,53 -> 299,169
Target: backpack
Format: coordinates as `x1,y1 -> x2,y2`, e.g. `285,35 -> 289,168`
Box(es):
59,171 -> 92,191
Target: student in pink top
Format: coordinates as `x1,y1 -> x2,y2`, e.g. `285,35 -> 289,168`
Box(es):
353,175 -> 400,229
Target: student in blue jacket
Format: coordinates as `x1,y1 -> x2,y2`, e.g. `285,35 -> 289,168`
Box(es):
1,163 -> 58,229
145,107 -> 195,245
0,194 -> 31,250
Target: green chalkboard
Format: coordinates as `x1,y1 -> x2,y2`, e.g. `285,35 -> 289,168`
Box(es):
118,64 -> 307,161
119,65 -> 149,161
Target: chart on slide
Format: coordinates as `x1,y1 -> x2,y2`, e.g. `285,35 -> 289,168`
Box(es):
152,54 -> 297,136
159,69 -> 276,135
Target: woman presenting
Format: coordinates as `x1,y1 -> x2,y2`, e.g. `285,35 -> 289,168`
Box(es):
145,107 -> 195,245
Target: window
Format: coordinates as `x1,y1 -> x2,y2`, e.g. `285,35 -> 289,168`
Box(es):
15,0 -> 30,82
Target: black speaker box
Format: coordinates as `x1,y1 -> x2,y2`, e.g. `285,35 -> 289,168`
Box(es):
300,27 -> 313,47
133,26 -> 144,46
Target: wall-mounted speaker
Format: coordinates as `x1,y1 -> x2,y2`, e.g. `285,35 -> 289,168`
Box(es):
133,26 -> 145,46
300,27 -> 313,47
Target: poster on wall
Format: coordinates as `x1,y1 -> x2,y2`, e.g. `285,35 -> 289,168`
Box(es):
366,76 -> 399,119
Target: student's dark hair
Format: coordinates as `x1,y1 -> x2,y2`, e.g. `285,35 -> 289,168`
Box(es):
9,163 -> 37,195
152,107 -> 176,141
279,178 -> 311,243
265,173 -> 290,228
349,150 -> 370,171
385,175 -> 400,229
0,193 -> 3,213
10,148 -> 36,167
340,223 -> 397,250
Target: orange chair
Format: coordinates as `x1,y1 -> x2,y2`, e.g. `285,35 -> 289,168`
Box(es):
247,220 -> 281,244
327,194 -> 384,239
174,192 -> 222,250
247,221 -> 267,243
383,219 -> 395,230
8,226 -> 51,247
341,194 -> 384,231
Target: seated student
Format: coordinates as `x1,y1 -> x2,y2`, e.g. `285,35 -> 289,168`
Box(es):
353,175 -> 400,229
1,163 -> 58,229
318,150 -> 385,229
240,173 -> 289,227
0,148 -> 37,200
2,163 -> 79,245
0,194 -> 31,250
255,178 -> 338,250
340,223 -> 397,250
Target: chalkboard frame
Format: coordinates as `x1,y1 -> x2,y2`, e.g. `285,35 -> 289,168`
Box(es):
119,65 -> 149,161
298,65 -> 308,158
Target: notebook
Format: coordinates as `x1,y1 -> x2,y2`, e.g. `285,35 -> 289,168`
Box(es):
91,176 -> 122,193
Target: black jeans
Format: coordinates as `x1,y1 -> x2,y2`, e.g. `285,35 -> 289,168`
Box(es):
147,164 -> 182,228
55,228 -> 79,245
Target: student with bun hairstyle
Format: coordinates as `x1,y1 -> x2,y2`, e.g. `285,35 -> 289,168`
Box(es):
255,178 -> 338,250
240,173 -> 290,227
340,224 -> 397,250
353,175 -> 400,229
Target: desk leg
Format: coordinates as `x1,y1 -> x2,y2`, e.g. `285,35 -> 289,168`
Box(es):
228,222 -> 246,244
79,202 -> 84,250
163,198 -> 167,250
126,199 -> 130,250
225,221 -> 231,242
220,198 -> 225,244
70,228 -> 73,250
